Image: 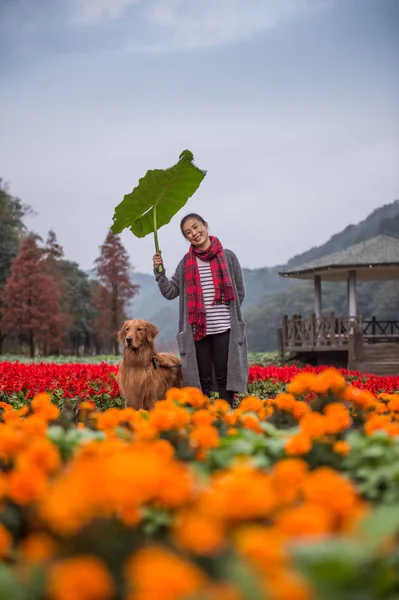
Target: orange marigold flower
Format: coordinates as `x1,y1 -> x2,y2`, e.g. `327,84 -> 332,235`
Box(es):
200,465 -> 278,521
17,406 -> 30,417
190,425 -> 219,453
210,399 -> 231,416
173,512 -> 225,555
96,407 -> 127,430
274,503 -> 333,537
0,401 -> 13,412
267,569 -> 314,600
240,413 -> 264,434
333,440 -> 351,455
285,433 -> 312,456
47,555 -> 115,600
18,414 -> 48,436
301,467 -> 360,520
271,459 -> 308,504
388,396 -> 399,413
31,393 -> 60,421
343,386 -> 376,410
224,412 -> 239,426
2,410 -> 20,424
377,393 -> 392,401
375,402 -> 389,414
0,424 -> 25,457
364,414 -> 391,436
7,464 -> 48,505
17,437 -> 61,474
79,401 -> 96,413
299,412 -> 326,439
239,396 -> 263,413
149,401 -> 191,431
287,373 -> 319,396
386,422 -> 399,436
124,545 -> 206,600
315,368 -> 346,395
0,523 -> 12,558
167,386 -> 209,408
291,401 -> 311,420
323,403 -> 352,434
234,525 -> 287,573
274,393 -> 297,411
20,533 -> 57,563
192,409 -> 215,427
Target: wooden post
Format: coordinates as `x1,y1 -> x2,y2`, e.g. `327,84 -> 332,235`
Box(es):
348,324 -> 364,370
311,313 -> 316,347
282,315 -> 288,349
314,275 -> 322,318
348,270 -> 358,319
329,311 -> 335,346
277,328 -> 283,357
371,315 -> 376,343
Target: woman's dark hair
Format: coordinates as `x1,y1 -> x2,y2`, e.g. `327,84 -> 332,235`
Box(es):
180,213 -> 207,237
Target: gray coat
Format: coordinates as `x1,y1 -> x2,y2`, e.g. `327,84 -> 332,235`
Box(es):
154,249 -> 249,393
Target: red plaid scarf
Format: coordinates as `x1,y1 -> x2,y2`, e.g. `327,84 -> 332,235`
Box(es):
184,236 -> 236,341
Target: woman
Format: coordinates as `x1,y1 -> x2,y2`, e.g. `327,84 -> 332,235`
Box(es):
153,213 -> 248,405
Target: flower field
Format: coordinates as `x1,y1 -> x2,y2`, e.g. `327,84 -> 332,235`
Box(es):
0,363 -> 399,599
1,361 -> 399,408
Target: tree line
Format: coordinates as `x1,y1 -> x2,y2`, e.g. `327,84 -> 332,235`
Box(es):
0,179 -> 139,357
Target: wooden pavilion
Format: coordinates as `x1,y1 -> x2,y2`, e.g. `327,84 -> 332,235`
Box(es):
277,234 -> 399,375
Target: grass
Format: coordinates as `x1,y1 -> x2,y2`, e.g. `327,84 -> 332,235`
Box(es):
0,352 -> 280,365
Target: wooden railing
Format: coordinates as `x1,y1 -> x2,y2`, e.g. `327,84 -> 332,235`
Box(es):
279,314 -> 399,354
363,318 -> 399,342
279,314 -> 361,352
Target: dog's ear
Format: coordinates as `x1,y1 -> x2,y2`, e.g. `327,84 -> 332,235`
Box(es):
118,322 -> 127,343
146,323 -> 159,343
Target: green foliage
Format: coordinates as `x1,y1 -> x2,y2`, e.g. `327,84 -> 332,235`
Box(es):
291,505 -> 399,600
0,179 -> 30,289
206,424 -> 287,472
343,430 -> 399,504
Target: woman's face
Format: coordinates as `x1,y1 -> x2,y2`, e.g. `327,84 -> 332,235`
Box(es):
182,218 -> 210,250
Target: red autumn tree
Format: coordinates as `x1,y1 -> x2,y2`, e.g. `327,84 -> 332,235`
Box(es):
1,236 -> 64,357
91,231 -> 139,355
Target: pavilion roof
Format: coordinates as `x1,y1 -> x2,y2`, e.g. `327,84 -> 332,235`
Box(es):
279,234 -> 399,281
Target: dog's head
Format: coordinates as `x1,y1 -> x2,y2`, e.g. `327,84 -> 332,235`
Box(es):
118,319 -> 159,350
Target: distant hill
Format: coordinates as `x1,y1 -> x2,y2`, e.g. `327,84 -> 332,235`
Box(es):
128,199 -> 399,351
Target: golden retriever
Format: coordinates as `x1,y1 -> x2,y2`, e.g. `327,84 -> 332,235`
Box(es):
117,319 -> 183,410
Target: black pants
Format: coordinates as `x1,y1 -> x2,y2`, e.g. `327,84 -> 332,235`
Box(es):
195,329 -> 235,406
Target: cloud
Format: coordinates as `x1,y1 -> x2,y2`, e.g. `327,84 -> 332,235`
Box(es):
71,0 -> 143,24
70,0 -> 333,51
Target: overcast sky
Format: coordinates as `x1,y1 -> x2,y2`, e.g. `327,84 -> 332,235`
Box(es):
1,0 -> 398,275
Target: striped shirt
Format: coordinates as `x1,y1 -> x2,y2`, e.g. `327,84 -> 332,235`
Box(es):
196,257 -> 231,335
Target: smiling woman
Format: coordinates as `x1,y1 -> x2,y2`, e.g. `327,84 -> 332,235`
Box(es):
153,213 -> 249,406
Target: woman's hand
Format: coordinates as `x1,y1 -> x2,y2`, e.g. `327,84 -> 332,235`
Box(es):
153,251 -> 163,269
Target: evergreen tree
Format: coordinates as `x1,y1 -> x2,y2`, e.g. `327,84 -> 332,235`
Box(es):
0,179 -> 31,352
61,260 -> 95,355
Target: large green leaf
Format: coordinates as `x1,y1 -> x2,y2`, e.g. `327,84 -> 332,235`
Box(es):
111,150 -> 206,239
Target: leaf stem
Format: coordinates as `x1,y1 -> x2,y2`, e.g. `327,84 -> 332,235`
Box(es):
153,207 -> 163,273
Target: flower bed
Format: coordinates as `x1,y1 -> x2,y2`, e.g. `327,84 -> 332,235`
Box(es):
0,368 -> 398,599
1,362 -> 398,409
